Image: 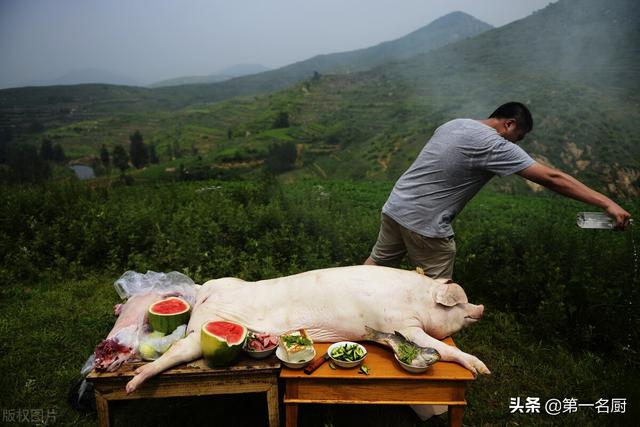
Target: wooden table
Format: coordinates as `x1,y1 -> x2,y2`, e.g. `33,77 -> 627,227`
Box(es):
280,338 -> 475,427
86,354 -> 280,427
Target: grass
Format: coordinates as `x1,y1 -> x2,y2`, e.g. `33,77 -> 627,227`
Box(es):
0,274 -> 115,425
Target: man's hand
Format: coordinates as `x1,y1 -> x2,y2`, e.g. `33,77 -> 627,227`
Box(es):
517,162 -> 632,229
604,203 -> 632,230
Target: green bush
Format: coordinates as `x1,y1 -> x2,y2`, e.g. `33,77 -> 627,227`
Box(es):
1,180 -> 637,360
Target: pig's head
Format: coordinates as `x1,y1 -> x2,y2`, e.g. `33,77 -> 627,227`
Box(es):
426,280 -> 484,339
93,338 -> 133,372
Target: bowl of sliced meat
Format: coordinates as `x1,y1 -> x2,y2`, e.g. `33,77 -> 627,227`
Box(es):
243,331 -> 279,359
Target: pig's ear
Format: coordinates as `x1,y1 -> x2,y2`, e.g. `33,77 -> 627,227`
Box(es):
433,282 -> 468,307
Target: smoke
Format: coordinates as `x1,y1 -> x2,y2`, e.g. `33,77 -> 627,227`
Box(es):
381,0 -> 639,197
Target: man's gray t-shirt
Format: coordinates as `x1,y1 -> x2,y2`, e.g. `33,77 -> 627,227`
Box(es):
382,119 -> 535,238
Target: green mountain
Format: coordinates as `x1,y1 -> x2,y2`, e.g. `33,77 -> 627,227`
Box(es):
1,0 -> 638,198
352,0 -> 640,196
153,12 -> 492,102
395,0 -> 640,96
149,64 -> 271,88
306,11 -> 493,74
16,68 -> 144,88
0,11 -> 492,127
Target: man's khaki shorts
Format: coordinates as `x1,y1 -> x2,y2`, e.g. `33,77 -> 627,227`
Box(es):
369,213 -> 456,279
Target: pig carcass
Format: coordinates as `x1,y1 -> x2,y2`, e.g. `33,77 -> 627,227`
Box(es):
125,265 -> 489,393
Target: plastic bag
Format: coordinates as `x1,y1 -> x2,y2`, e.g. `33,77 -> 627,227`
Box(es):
92,270 -> 197,372
138,324 -> 187,360
113,270 -> 197,305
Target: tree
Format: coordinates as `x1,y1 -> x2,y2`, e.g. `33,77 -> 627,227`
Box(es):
40,139 -> 54,161
272,112 -> 290,129
172,125 -> 182,159
100,144 -> 110,173
0,127 -> 13,164
4,143 -> 51,183
52,143 -> 66,163
227,128 -> 233,140
28,121 -> 45,133
149,142 -> 159,164
112,145 -> 129,173
129,130 -> 148,168
266,141 -> 297,173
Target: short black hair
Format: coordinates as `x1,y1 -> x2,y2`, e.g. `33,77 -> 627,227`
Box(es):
489,102 -> 533,132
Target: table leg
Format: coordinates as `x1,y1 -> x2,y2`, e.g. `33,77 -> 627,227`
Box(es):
266,384 -> 279,427
285,403 -> 298,427
94,391 -> 110,427
448,405 -> 465,427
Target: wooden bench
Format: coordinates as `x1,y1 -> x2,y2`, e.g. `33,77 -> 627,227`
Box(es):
280,338 -> 475,427
86,354 -> 280,427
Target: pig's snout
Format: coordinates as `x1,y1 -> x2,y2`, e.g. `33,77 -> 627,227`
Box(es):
465,304 -> 484,321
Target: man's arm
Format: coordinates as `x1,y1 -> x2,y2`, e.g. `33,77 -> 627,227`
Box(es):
517,162 -> 631,228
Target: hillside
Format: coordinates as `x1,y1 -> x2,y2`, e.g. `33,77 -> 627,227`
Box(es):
153,11 -> 492,102
397,0 -> 640,96
0,11 -> 492,134
150,64 -> 271,88
1,0 -> 638,198
16,68 -> 144,88
363,0 -> 640,195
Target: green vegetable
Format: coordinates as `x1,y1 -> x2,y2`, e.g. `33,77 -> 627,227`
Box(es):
282,334 -> 311,347
329,362 -> 337,370
330,343 -> 365,362
358,364 -> 370,375
398,342 -> 420,364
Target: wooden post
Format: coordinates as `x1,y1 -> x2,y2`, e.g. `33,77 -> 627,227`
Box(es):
94,391 -> 110,427
285,403 -> 298,427
266,382 -> 279,427
448,405 -> 465,427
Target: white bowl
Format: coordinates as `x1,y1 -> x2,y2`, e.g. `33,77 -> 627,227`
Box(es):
243,344 -> 277,359
275,345 -> 316,369
327,341 -> 367,368
394,354 -> 430,373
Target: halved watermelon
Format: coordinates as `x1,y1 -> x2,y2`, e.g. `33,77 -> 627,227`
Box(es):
148,297 -> 191,334
201,320 -> 247,367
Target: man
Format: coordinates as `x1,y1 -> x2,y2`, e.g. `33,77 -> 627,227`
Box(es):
365,102 -> 631,279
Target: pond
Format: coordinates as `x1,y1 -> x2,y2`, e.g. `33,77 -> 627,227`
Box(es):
70,165 -> 95,180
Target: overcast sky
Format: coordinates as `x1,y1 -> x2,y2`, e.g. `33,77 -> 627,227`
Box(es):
0,0 -> 553,88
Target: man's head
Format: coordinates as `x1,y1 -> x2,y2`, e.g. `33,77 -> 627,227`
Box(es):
488,102 -> 533,143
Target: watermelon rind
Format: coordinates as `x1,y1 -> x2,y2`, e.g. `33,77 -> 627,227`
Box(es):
201,321 -> 248,367
148,297 -> 191,334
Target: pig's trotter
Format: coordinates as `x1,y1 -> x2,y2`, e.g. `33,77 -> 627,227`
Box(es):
398,326 -> 490,377
454,352 -> 491,377
437,345 -> 490,376
126,363 -> 156,394
125,332 -> 203,394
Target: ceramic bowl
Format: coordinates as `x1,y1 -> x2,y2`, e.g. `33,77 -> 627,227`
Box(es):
394,354 -> 430,373
275,345 -> 316,369
243,344 -> 277,359
327,341 -> 367,368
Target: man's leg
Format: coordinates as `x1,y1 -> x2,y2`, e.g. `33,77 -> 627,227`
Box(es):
365,213 -> 406,267
400,228 -> 456,280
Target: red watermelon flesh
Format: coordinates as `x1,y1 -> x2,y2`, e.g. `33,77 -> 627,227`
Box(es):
152,298 -> 189,313
204,321 -> 246,345
148,296 -> 191,334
